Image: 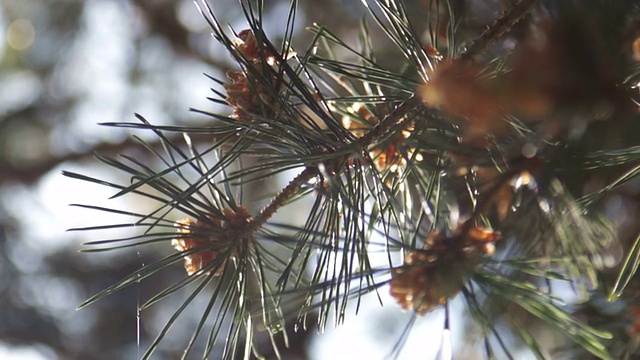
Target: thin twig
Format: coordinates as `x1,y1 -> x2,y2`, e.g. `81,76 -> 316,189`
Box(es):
355,95 -> 422,150
458,0 -> 539,61
249,166 -> 319,231
247,96 -> 423,230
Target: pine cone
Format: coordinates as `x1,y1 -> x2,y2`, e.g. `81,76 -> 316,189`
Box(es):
172,206 -> 251,276
390,225 -> 499,314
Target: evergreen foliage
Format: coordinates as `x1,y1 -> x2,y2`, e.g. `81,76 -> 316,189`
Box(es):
65,0 -> 640,358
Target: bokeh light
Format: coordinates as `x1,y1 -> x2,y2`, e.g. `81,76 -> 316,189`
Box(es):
6,18 -> 35,51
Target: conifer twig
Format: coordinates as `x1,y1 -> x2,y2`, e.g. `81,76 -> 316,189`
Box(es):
249,166 -> 319,231
248,96 -> 423,231
458,0 -> 540,61
354,95 -> 422,149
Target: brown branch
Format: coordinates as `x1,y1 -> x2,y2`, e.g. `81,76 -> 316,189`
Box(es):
458,0 -> 539,61
246,96 -> 424,230
0,139 -> 138,186
354,95 -> 422,151
248,166 -> 319,231
132,0 -> 233,71
0,133 -> 215,186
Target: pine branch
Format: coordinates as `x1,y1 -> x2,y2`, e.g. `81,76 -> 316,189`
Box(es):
458,0 -> 540,61
247,95 -> 423,232
249,166 -> 319,231
354,95 -> 422,149
65,1 -> 640,359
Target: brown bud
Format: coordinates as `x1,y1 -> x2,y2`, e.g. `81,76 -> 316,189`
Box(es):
172,206 -> 252,276
419,60 -> 508,139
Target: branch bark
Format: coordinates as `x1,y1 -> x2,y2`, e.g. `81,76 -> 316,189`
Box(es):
458,0 -> 539,61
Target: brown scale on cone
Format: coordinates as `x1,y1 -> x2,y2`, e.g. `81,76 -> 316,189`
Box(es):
224,69 -> 276,119
224,30 -> 293,120
390,223 -> 500,315
172,206 -> 252,276
233,29 -> 274,62
423,44 -> 443,61
341,102 -> 421,173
